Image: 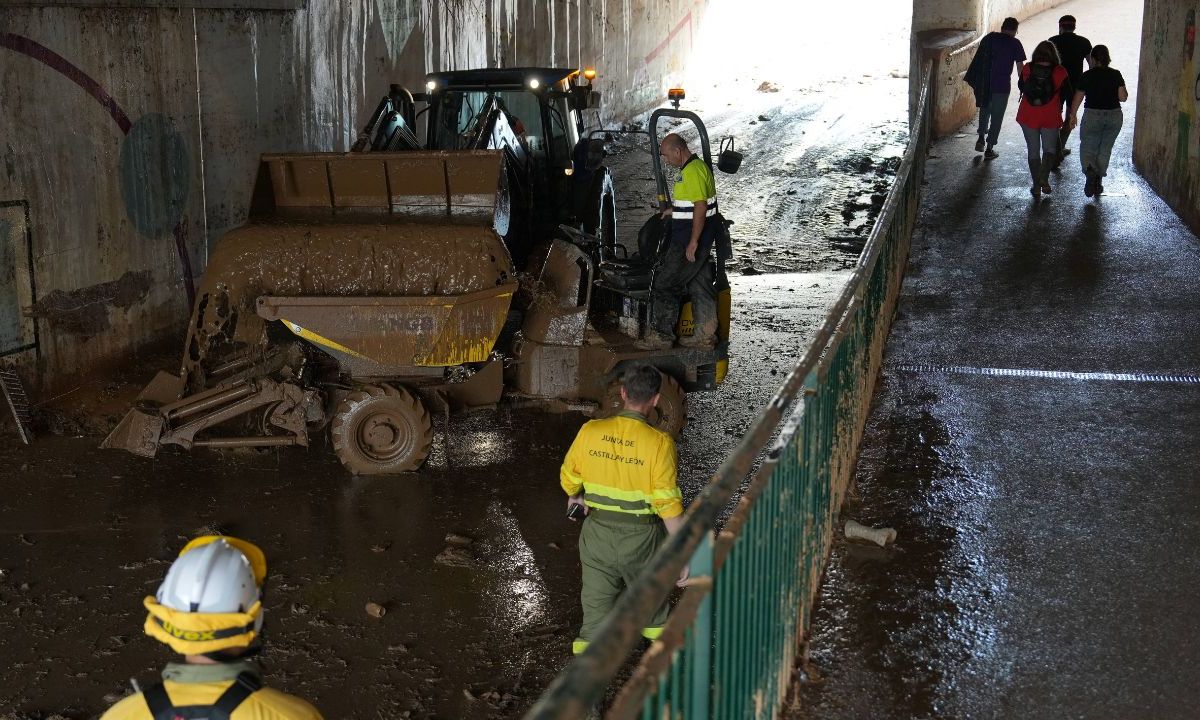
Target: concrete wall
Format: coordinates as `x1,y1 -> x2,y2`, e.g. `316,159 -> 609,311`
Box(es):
0,0 -> 705,392
1134,0 -> 1200,234
913,0 -> 1072,137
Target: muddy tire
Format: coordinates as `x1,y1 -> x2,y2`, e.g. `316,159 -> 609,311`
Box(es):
649,374 -> 687,438
595,374 -> 687,439
330,384 -> 431,474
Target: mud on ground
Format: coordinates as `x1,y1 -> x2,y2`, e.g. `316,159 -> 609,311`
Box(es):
1,75 -> 907,718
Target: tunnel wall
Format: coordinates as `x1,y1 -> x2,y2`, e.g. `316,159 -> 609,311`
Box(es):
1133,0 -> 1200,234
0,0 -> 704,393
912,0 -> 1073,137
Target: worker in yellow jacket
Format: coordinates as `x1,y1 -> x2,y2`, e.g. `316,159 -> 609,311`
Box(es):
101,536 -> 322,719
560,364 -> 689,654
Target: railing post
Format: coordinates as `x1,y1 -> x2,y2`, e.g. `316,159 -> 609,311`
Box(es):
687,531 -> 715,719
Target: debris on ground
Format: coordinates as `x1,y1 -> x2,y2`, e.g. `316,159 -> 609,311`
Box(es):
444,533 -> 474,547
365,602 -> 387,618
434,546 -> 474,567
757,81 -> 781,93
844,519 -> 897,547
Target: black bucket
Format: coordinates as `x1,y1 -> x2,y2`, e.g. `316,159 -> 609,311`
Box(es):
717,137 -> 743,174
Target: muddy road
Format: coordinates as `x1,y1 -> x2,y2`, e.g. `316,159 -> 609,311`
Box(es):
1,74 -> 907,719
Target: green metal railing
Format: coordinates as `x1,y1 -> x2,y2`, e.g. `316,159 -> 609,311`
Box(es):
525,61 -> 933,720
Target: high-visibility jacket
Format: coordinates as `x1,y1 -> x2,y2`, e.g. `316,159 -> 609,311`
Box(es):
100,661 -> 322,720
560,411 -> 682,519
669,155 -> 718,241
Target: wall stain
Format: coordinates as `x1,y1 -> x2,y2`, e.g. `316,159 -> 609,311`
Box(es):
27,270 -> 152,335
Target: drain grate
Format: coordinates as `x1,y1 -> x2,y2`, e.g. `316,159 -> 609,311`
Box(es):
1,367 -> 34,444
888,364 -> 1200,385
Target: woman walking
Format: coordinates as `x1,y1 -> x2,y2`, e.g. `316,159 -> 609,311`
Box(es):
1016,41 -> 1071,198
1067,45 -> 1128,198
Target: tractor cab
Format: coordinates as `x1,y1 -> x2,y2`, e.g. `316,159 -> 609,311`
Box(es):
354,67 -> 604,245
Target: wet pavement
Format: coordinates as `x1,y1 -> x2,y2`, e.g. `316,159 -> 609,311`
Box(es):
0,5 -> 913,717
794,1 -> 1200,718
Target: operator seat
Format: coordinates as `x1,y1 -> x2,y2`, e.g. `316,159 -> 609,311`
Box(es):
595,213 -> 664,291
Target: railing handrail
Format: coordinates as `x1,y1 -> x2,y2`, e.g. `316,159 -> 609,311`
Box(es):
524,60 -> 935,720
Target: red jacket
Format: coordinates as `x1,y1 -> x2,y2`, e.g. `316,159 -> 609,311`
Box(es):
1016,63 -> 1069,129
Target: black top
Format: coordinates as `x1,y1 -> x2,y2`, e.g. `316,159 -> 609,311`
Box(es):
1049,32 -> 1093,82
1077,67 -> 1126,110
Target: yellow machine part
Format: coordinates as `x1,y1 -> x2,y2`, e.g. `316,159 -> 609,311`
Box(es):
257,284 -> 517,369
676,284 -> 732,384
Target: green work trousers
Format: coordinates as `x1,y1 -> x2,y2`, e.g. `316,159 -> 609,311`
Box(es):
576,511 -> 669,650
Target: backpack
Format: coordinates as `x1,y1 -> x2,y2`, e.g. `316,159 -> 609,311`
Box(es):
1024,64 -> 1056,106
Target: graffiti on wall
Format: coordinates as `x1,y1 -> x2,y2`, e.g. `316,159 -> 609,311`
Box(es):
1179,8 -> 1198,170
0,32 -> 195,309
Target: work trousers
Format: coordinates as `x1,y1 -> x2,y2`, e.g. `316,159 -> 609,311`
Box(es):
650,243 -> 717,341
1079,108 -> 1123,177
577,512 -> 668,647
977,93 -> 1009,147
1021,125 -> 1059,185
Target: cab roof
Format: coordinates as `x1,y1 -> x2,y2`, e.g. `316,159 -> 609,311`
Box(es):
425,67 -> 577,90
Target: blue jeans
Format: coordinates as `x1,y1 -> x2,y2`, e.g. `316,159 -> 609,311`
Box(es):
977,93 -> 1009,147
1079,108 -> 1123,177
1021,125 -> 1058,184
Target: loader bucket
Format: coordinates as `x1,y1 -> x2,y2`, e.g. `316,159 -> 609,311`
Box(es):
100,370 -> 184,456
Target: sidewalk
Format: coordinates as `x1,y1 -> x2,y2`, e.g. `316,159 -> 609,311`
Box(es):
794,1 -> 1200,718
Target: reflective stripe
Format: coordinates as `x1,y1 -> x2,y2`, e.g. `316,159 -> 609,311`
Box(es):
671,198 -> 718,220
642,626 -> 665,640
584,497 -> 656,515
587,482 -> 678,503
572,639 -> 589,654
582,481 -> 681,515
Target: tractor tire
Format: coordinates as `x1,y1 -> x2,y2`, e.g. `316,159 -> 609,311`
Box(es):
594,373 -> 687,439
330,384 -> 431,474
649,374 -> 688,439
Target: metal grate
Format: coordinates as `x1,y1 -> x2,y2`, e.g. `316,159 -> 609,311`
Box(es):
1,367 -> 34,444
888,364 -> 1200,385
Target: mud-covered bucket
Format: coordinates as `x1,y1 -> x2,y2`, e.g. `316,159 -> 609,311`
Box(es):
717,137 -> 743,174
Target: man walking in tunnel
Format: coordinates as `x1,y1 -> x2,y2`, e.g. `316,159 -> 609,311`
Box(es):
560,365 -> 688,654
1050,15 -> 1093,167
966,17 -> 1027,159
101,536 -> 322,719
636,132 -> 719,350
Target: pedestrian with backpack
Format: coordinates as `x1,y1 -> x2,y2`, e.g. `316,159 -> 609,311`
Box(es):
1016,41 -> 1072,198
1067,45 -> 1129,198
964,17 -> 1027,159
